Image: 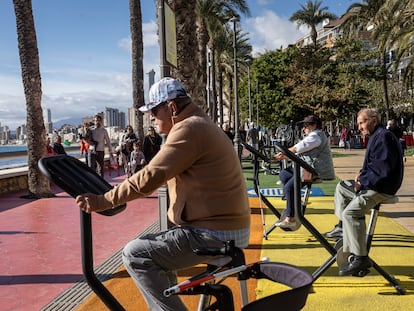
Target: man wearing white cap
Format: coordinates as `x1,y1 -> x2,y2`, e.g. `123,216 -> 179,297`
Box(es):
76,77 -> 250,310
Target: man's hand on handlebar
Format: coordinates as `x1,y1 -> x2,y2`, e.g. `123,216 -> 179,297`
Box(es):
76,193 -> 113,213
273,146 -> 296,162
273,152 -> 286,161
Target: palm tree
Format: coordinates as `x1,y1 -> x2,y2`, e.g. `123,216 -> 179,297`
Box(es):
219,24 -> 252,130
290,0 -> 337,47
13,0 -> 52,198
372,0 -> 414,80
196,0 -> 250,119
129,0 -> 145,143
342,0 -> 390,117
372,0 -> 414,119
214,27 -> 233,125
161,1 -> 202,106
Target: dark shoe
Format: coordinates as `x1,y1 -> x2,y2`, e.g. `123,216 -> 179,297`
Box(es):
339,256 -> 372,276
324,225 -> 343,239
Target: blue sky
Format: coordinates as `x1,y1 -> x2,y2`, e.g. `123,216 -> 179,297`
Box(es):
0,0 -> 355,130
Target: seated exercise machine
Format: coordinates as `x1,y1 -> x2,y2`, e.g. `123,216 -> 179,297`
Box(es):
164,240 -> 313,311
39,155 -> 127,310
242,141 -> 320,238
241,142 -> 405,294
38,155 -> 314,310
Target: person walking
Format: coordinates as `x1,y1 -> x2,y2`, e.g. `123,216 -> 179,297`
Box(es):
129,141 -> 146,174
75,77 -> 250,311
143,125 -> 162,163
119,125 -> 137,174
340,126 -> 351,150
88,114 -> 112,178
79,122 -> 92,164
246,122 -> 259,150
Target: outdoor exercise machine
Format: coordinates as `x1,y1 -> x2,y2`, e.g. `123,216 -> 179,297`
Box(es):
164,240 -> 313,311
38,155 -> 314,310
241,142 -> 405,294
39,155 -> 127,310
242,141 -> 320,237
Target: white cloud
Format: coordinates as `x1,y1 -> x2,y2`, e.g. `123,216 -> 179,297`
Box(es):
1,11 -> 310,131
244,9 -> 308,55
0,21 -> 161,130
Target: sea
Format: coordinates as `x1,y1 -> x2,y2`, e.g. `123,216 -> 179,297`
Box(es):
0,145 -> 81,170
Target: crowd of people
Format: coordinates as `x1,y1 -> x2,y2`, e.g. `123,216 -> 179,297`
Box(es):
76,117 -> 163,178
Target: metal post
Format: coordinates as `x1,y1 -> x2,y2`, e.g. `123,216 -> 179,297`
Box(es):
206,48 -> 212,118
256,81 -> 259,126
247,59 -> 252,123
158,0 -> 170,230
158,1 -> 170,78
230,17 -> 241,161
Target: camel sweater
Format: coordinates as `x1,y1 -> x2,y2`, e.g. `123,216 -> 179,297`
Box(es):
101,103 -> 250,231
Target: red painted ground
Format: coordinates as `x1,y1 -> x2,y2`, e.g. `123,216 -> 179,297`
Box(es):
0,171 -> 159,311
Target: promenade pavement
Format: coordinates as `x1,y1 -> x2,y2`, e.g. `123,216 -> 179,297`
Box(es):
0,170 -> 160,311
0,149 -> 413,310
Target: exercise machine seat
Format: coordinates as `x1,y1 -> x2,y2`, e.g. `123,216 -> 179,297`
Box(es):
242,262 -> 313,311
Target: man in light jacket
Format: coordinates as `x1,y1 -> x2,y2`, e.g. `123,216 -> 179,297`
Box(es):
76,77 -> 250,311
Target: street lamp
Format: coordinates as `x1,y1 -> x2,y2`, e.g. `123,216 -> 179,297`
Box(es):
158,0 -> 170,78
230,16 -> 241,161
256,80 -> 259,126
246,58 -> 252,123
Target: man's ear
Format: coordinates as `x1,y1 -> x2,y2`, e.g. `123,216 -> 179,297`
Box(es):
169,101 -> 178,116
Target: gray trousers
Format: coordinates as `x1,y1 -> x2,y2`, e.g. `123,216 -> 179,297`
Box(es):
122,227 -> 227,311
334,180 -> 391,256
88,151 -> 105,177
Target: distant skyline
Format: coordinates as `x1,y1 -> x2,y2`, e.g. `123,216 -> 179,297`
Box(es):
0,0 -> 354,130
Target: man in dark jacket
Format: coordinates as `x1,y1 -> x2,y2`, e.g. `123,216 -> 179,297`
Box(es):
325,108 -> 404,276
52,135 -> 67,155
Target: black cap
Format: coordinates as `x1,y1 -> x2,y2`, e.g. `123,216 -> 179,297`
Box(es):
297,115 -> 322,128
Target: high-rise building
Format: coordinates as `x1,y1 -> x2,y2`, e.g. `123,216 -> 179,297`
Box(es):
105,107 -> 126,129
43,108 -> 51,122
128,107 -> 138,129
119,111 -> 126,129
43,108 -> 53,134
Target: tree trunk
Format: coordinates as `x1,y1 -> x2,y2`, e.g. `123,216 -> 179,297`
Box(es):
13,0 -> 51,198
129,0 -> 145,143
169,0 -> 205,108
381,52 -> 390,120
197,19 -> 209,114
210,42 -> 218,123
218,67 -> 224,126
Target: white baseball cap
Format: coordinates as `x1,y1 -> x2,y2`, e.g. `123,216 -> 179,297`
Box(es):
139,77 -> 188,112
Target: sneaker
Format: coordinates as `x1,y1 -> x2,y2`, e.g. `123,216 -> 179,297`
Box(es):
324,225 -> 343,239
276,220 -> 298,229
277,209 -> 287,224
338,256 -> 372,276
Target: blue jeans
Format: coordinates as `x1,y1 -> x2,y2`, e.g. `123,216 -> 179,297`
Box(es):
122,227 -> 228,311
279,167 -> 295,217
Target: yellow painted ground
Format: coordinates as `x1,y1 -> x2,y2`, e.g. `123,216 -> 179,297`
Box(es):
75,196 -> 413,310
258,197 -> 414,311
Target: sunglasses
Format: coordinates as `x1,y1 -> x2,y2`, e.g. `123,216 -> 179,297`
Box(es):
150,102 -> 168,117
